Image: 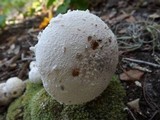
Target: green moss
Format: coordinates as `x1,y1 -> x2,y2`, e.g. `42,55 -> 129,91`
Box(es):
6,82 -> 43,120
7,77 -> 126,120
30,89 -> 63,120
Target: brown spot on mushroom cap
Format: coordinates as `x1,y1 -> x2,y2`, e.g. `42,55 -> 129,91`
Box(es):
88,36 -> 92,42
88,36 -> 99,50
90,40 -> 99,50
64,47 -> 66,53
72,68 -> 80,77
4,92 -> 7,97
76,53 -> 83,60
97,39 -> 102,42
13,91 -> 17,95
108,37 -> 112,43
77,28 -> 81,31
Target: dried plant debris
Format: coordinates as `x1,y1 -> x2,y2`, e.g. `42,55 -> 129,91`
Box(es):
113,21 -> 160,52
139,70 -> 160,119
152,53 -> 160,64
0,17 -> 41,82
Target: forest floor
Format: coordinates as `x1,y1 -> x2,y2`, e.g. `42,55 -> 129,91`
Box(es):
0,0 -> 160,120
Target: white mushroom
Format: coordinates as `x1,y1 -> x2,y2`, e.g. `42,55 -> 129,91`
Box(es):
0,83 -> 11,106
35,10 -> 118,105
30,46 -> 35,52
4,77 -> 26,98
0,83 -> 6,91
29,61 -> 36,69
28,61 -> 42,83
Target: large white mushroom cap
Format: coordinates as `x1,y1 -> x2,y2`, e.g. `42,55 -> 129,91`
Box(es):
35,10 -> 118,105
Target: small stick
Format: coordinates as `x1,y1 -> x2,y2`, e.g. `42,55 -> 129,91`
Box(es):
122,58 -> 160,68
124,107 -> 137,120
21,53 -> 35,61
5,51 -> 22,66
128,62 -> 152,72
21,57 -> 36,61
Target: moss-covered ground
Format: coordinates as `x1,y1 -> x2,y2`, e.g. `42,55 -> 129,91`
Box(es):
6,77 -> 126,120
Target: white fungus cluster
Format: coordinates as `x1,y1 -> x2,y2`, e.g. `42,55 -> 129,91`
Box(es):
34,10 -> 119,105
0,77 -> 25,106
28,61 -> 41,83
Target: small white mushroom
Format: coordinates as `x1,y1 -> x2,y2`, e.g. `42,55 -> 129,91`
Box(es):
29,61 -> 36,69
5,77 -> 26,98
28,61 -> 42,83
30,46 -> 35,53
29,66 -> 41,83
0,83 -> 11,106
0,83 -> 6,91
35,10 -> 118,105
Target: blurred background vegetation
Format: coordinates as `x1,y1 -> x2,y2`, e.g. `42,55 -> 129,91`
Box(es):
0,0 -> 89,29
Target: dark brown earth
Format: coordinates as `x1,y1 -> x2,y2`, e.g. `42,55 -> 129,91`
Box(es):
0,0 -> 160,120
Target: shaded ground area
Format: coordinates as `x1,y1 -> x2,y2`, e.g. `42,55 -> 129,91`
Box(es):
0,16 -> 42,82
0,0 -> 160,120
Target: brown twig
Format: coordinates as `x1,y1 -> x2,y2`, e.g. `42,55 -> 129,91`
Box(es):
5,51 -> 22,66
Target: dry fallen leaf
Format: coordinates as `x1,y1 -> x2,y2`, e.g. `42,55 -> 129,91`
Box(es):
39,10 -> 53,29
125,16 -> 136,23
114,12 -> 129,21
120,69 -> 144,81
100,15 -> 109,21
39,17 -> 50,29
110,11 -> 129,25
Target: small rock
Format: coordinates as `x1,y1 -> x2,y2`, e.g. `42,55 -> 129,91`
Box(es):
127,98 -> 141,113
